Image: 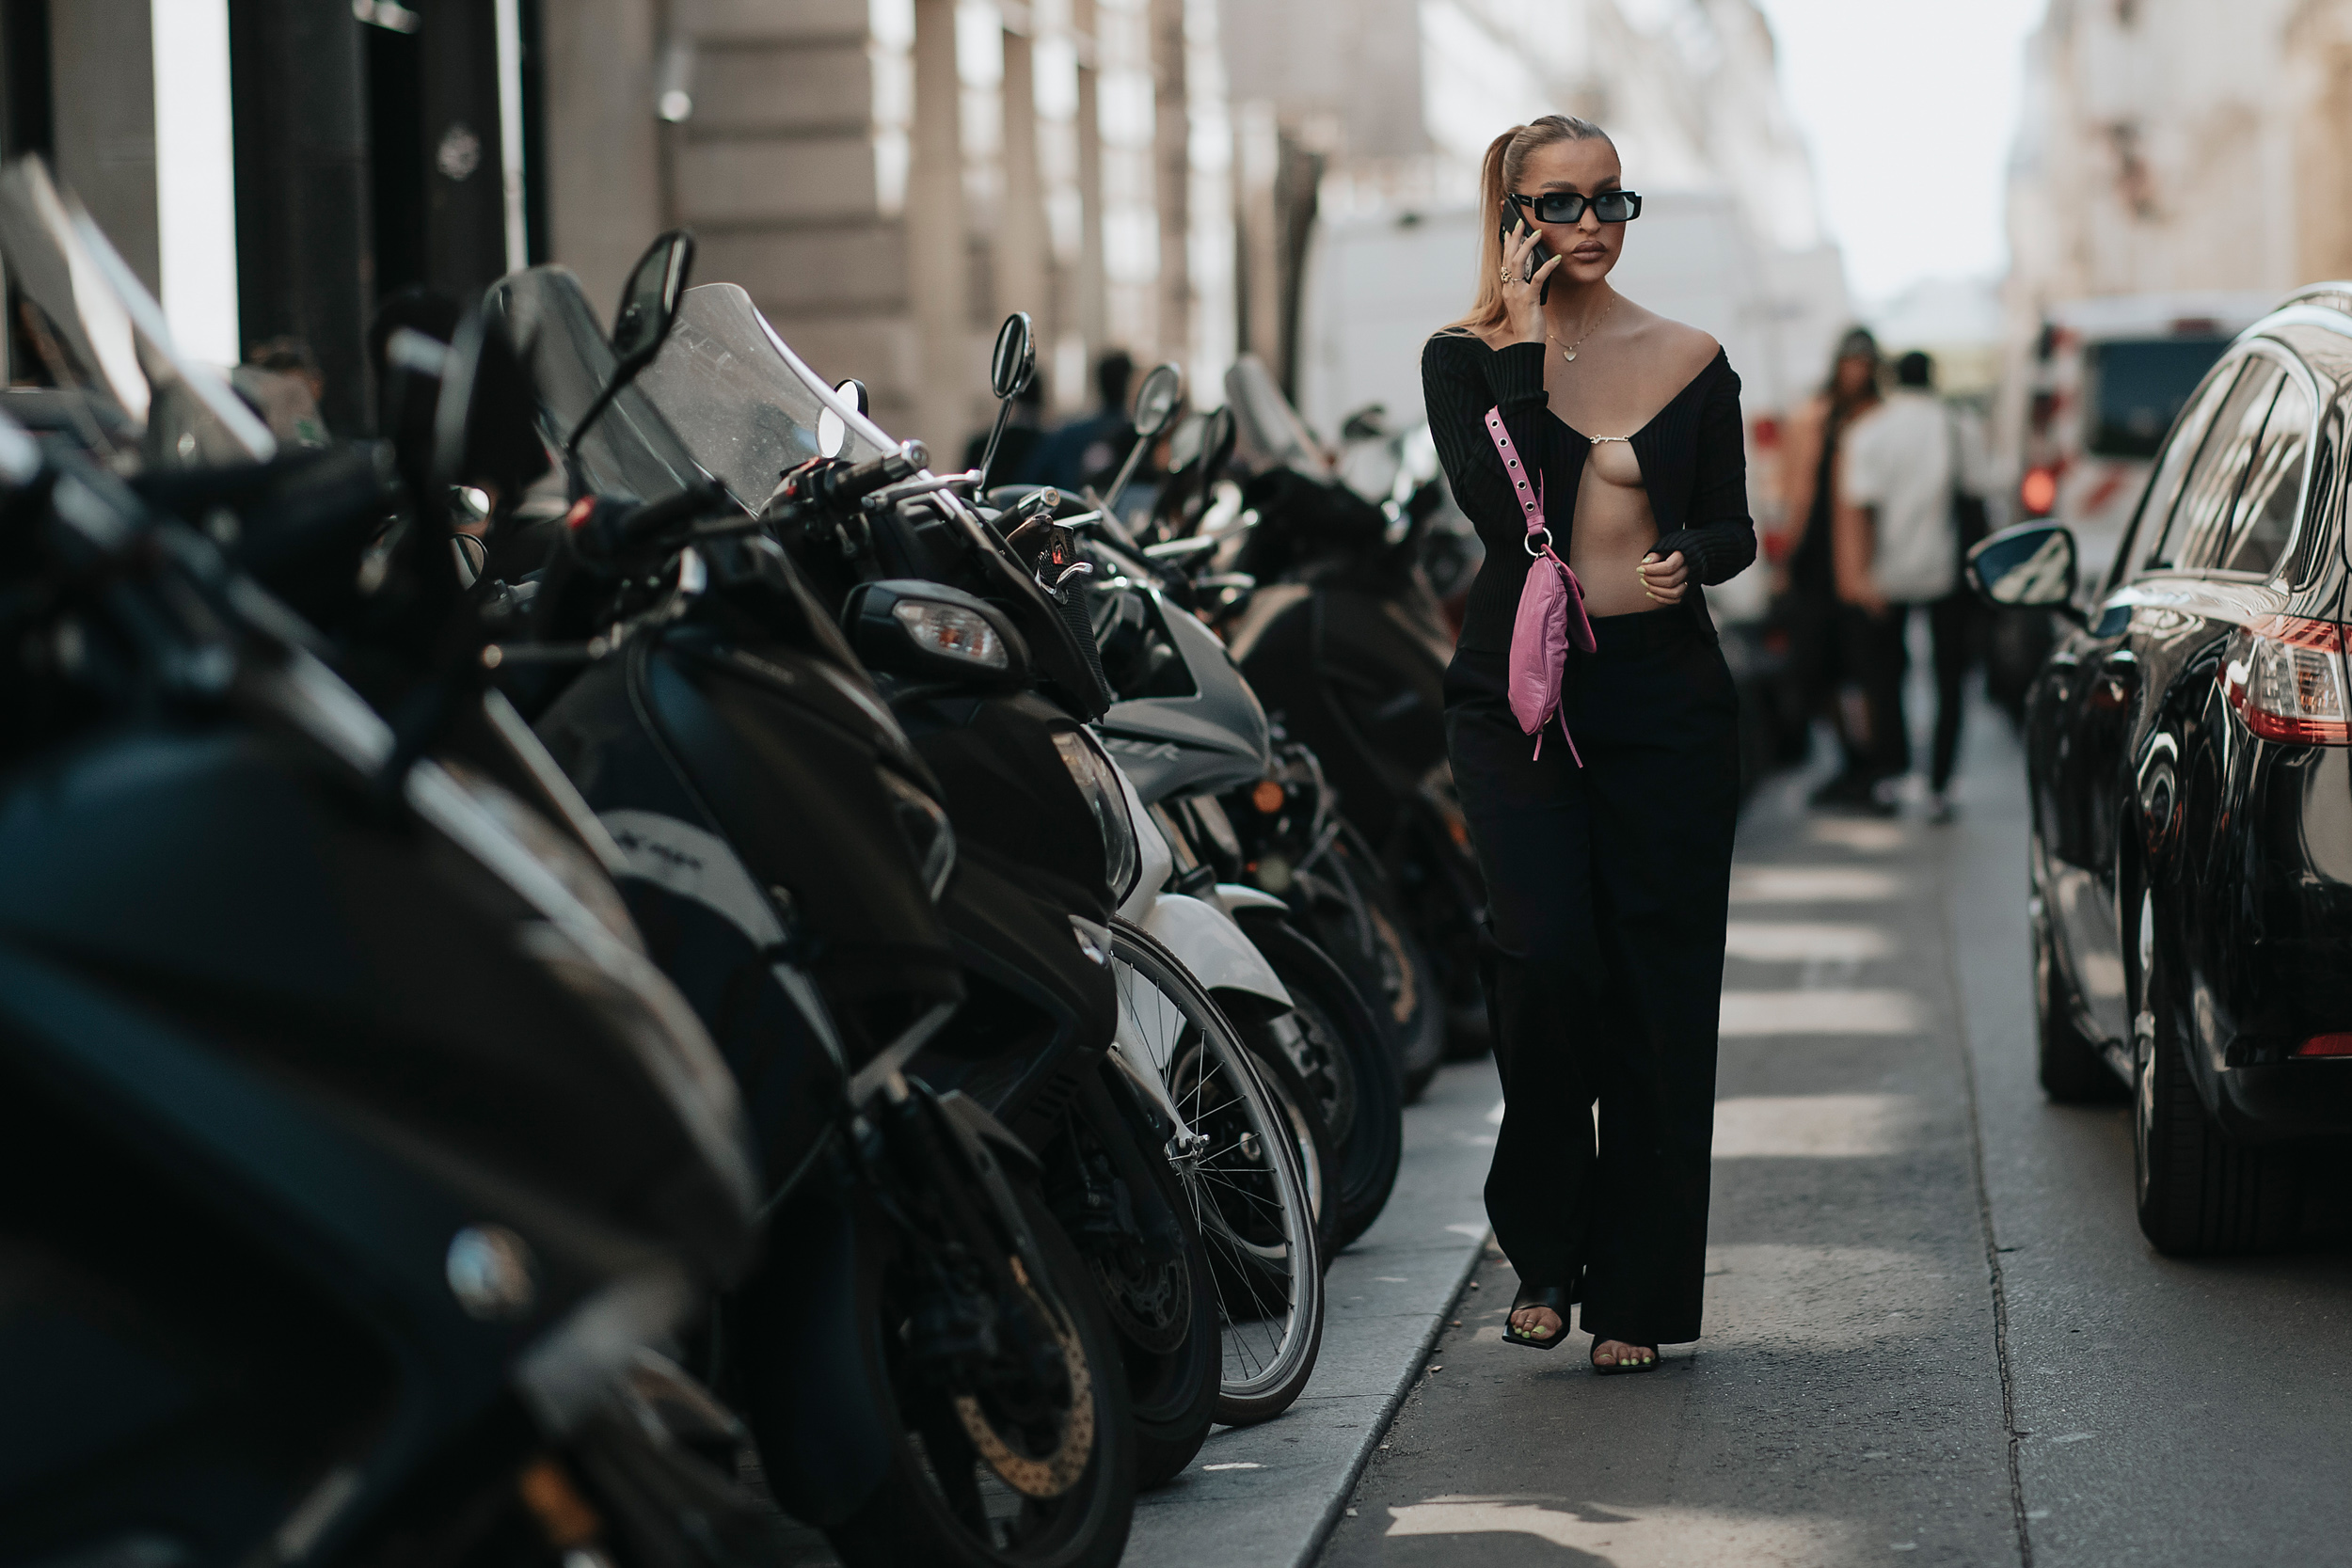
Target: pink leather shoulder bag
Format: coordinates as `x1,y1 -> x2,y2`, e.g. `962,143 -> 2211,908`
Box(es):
1484,405 -> 1594,763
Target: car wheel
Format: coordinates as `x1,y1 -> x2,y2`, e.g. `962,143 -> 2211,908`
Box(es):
2032,892 -> 2121,1102
2132,903 -> 2296,1256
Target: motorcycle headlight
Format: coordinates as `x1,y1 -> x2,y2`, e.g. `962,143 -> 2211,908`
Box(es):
881,768 -> 957,900
1053,728 -> 1139,901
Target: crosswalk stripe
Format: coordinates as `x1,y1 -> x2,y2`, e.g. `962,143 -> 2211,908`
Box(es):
1719,989 -> 1922,1035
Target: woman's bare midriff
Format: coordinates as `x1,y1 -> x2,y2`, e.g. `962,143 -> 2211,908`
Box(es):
1568,437 -> 1661,617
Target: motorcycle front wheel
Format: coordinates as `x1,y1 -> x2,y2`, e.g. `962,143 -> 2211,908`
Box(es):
1051,1069 -> 1221,1488
824,1180 -> 1137,1568
1109,919 -> 1325,1427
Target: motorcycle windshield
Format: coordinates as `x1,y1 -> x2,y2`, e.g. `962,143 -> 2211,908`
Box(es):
632,283 -> 894,511
1224,353 -> 1329,480
0,157 -> 273,467
487,263 -> 707,501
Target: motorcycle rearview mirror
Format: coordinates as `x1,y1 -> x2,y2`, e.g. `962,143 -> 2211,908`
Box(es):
976,312 -> 1037,489
817,376 -> 867,459
564,228 -> 695,465
1099,359 -> 1184,520
842,578 -> 1031,687
1966,522 -> 2083,622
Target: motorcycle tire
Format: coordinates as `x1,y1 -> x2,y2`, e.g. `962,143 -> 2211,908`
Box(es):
1236,911 -> 1404,1254
1053,1069 -> 1221,1489
1295,830 -> 1447,1101
1109,919 -> 1325,1427
1382,807 -> 1491,1066
820,1180 -> 1138,1568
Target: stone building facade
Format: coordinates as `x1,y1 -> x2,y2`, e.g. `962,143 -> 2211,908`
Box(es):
543,0 -> 1234,460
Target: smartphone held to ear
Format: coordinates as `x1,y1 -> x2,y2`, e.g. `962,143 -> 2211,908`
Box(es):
1499,203 -> 1553,306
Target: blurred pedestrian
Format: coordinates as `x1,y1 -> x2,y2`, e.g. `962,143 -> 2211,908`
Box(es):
1777,326 -> 1882,809
233,335 -> 329,447
1030,349 -> 1135,491
1834,349 -> 1988,821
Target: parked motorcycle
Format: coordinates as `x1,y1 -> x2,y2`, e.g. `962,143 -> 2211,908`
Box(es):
1205,360 -> 1490,1081
1054,369 -> 1403,1254
479,257 -> 1159,1557
0,159 -> 777,1567
622,293 -> 1328,1429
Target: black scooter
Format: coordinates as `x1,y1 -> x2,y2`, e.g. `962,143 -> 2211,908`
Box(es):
1175,359 -> 1491,1082
627,293 -> 1322,1437
0,261 -> 774,1568
485,254 -> 1164,1559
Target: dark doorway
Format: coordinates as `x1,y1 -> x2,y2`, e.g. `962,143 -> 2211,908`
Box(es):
365,0 -> 510,306
364,18 -> 425,299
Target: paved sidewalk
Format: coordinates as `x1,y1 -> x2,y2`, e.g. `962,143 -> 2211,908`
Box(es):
1123,1056 -> 1502,1567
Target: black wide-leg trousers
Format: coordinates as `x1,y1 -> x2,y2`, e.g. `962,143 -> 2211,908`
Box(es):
1443,608 -> 1740,1346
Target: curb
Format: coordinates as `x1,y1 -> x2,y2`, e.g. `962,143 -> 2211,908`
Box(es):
1121,1058 -> 1502,1568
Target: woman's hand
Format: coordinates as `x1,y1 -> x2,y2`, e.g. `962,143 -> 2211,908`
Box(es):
1502,220 -> 1563,345
1637,550 -> 1688,605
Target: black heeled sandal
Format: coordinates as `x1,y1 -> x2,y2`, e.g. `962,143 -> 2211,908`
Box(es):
1503,1283 -> 1572,1351
1590,1339 -> 1660,1375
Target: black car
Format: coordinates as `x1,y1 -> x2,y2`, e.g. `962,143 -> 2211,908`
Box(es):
1972,284 -> 2352,1256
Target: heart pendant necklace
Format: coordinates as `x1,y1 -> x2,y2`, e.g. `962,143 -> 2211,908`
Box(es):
1549,293 -> 1618,362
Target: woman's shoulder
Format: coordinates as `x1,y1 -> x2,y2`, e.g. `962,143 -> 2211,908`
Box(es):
1618,302 -> 1719,370
1423,325 -> 1505,363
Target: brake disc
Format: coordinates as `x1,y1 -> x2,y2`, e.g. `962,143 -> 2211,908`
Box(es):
952,1262 -> 1095,1499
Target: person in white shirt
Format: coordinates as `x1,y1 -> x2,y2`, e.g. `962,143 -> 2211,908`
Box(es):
1834,351 -> 1989,821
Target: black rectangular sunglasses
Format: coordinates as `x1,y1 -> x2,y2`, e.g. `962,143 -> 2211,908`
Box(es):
1511,190 -> 1643,225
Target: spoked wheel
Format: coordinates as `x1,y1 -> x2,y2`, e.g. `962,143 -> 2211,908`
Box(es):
1109,919 -> 1324,1426
1238,911 -> 1403,1253
821,1180 -> 1137,1568
1051,1072 -> 1221,1488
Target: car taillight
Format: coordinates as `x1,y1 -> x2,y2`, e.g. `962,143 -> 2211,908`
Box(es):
2020,466 -> 2058,516
2295,1033 -> 2352,1056
2217,615 -> 2352,746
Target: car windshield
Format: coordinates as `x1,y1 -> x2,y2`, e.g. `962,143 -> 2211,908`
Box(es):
2084,337 -> 2232,460
632,283 -> 895,511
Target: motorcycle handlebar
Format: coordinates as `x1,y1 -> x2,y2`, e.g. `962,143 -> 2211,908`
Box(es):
617,480 -> 730,546
815,440 -> 928,509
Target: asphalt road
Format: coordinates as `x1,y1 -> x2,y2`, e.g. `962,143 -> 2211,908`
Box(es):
1318,704 -> 2352,1568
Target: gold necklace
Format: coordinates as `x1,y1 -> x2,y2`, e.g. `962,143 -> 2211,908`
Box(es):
1548,293 -> 1618,362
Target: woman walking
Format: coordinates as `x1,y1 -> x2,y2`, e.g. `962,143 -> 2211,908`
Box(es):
1778,328 -> 1888,811
1421,116 -> 1751,1373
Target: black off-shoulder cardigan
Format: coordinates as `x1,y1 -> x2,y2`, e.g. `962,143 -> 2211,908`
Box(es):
1421,332 -> 1756,654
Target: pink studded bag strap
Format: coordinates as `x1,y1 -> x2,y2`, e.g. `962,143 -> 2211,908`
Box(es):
1484,405 -> 1549,540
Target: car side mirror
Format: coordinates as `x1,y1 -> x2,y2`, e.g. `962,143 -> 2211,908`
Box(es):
843,578 -> 1032,687
565,229 -> 695,462
1967,522 -> 2079,613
